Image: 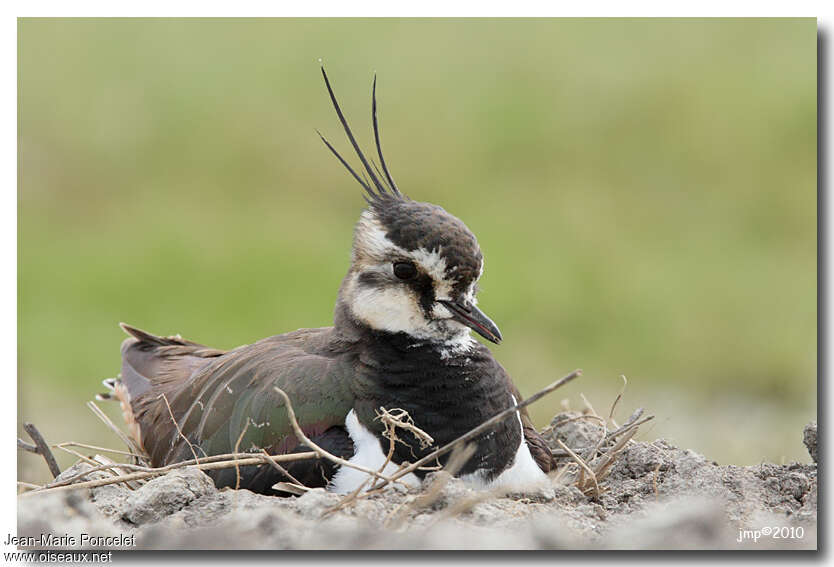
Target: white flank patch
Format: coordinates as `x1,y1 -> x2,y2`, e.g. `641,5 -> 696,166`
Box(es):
483,435 -> 548,489
329,410 -> 421,494
461,396 -> 549,490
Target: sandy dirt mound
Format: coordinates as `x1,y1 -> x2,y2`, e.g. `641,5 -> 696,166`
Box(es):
17,415 -> 817,550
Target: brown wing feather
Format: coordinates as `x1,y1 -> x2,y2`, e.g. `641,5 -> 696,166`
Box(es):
119,323 -> 226,399
122,325 -> 355,469
116,324 -> 227,457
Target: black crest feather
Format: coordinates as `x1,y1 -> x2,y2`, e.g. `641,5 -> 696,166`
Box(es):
319,66 -> 405,207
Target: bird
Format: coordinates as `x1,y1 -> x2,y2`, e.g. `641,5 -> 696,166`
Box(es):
99,66 -> 556,495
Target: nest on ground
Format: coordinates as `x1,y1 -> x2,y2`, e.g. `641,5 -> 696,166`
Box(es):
18,369 -> 654,514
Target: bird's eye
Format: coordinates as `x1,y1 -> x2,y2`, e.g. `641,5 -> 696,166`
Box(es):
393,261 -> 417,280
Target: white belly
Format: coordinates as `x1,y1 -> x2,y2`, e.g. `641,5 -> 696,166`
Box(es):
328,410 -> 422,493
328,401 -> 548,494
460,395 -> 549,490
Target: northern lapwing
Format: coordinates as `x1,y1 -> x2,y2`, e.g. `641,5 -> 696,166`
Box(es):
101,67 -> 555,494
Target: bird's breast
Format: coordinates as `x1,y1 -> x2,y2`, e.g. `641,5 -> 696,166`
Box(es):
347,343 -> 524,484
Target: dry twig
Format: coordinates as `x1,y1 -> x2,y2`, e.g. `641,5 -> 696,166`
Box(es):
557,439 -> 601,498
376,407 -> 435,450
20,423 -> 61,478
54,442 -> 144,459
233,418 -> 251,490
17,440 -> 37,453
549,410 -> 654,459
160,393 -> 203,463
608,375 -> 628,425
54,445 -> 101,467
85,401 -> 145,458
261,449 -> 305,488
606,412 -> 653,443
543,413 -> 606,434
20,450 -> 320,497
579,393 -> 598,417
90,454 -> 143,490
589,428 -> 637,484
271,482 -> 311,496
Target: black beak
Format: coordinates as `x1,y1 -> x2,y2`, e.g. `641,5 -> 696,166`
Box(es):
438,300 -> 503,344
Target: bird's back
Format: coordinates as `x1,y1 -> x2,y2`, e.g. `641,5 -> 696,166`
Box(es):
117,324 -> 357,492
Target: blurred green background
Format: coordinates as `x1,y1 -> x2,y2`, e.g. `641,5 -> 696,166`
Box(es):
18,18 -> 816,484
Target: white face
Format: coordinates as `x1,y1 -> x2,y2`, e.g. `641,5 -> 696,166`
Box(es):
342,211 -> 481,347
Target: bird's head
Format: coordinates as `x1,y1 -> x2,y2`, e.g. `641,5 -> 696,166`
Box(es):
319,67 -> 502,347
343,197 -> 501,346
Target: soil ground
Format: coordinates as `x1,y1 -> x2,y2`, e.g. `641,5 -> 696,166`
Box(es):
16,414 -> 817,550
